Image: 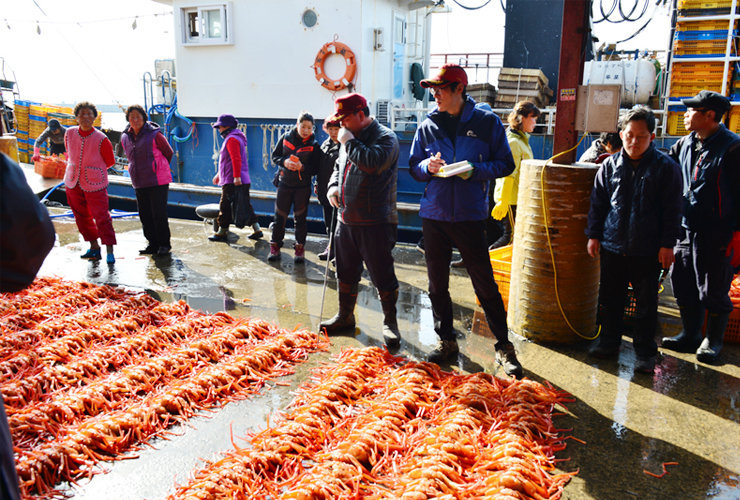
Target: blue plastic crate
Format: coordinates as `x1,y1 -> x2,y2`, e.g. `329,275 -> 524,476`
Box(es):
674,53 -> 727,58
669,104 -> 688,112
675,29 -> 737,41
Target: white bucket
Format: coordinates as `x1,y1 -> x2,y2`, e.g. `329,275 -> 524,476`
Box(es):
583,59 -> 657,107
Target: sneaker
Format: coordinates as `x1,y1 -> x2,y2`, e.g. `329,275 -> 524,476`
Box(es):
451,258 -> 465,269
495,344 -> 523,378
635,355 -> 656,374
80,249 -> 101,260
249,231 -> 264,240
106,254 -> 115,264
427,339 -> 459,364
139,246 -> 157,255
268,242 -> 281,261
294,243 -> 305,263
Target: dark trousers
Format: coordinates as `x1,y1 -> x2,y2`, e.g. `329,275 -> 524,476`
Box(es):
50,142 -> 66,155
271,184 -> 311,245
320,199 -> 336,237
598,249 -> 662,357
423,218 -> 510,346
672,227 -> 734,314
217,183 -> 236,230
135,184 -> 170,249
334,221 -> 399,293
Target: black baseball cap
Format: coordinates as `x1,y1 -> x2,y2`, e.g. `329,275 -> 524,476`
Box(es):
682,90 -> 731,116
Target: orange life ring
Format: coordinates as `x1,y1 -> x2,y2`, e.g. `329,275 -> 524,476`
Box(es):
313,42 -> 356,91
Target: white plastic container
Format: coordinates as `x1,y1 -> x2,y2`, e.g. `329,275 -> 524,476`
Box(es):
582,59 -> 657,107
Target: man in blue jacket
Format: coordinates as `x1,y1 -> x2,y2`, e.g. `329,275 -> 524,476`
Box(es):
586,106 -> 683,373
409,64 -> 522,376
661,91 -> 740,364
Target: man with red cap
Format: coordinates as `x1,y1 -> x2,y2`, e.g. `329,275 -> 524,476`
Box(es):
409,64 -> 522,377
319,93 -> 402,347
662,90 -> 740,364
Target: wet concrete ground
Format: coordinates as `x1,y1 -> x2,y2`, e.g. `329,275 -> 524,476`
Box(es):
18,170 -> 739,499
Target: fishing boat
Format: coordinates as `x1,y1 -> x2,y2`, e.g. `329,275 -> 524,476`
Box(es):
13,0 -> 740,242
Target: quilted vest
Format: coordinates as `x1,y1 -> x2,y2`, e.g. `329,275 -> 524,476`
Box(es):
64,127 -> 109,192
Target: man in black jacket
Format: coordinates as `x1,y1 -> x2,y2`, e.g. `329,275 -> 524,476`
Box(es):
661,91 -> 740,364
319,93 -> 402,347
585,107 -> 683,373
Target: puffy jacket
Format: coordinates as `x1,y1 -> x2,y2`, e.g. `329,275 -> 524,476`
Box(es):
669,124 -> 740,232
272,127 -> 319,189
585,143 -> 684,256
121,121 -> 173,189
409,96 -> 515,222
328,118 -> 400,225
218,128 -> 250,186
493,127 -> 532,204
316,137 -> 340,202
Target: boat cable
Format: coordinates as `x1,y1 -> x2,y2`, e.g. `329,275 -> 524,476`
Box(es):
541,133 -> 601,341
450,0 -> 493,9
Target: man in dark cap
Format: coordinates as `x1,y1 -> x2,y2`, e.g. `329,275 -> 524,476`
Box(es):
32,118 -> 66,161
408,64 -> 522,377
662,90 -> 740,364
319,93 -> 402,347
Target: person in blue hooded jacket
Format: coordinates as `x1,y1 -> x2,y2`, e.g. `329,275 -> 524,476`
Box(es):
409,64 -> 522,377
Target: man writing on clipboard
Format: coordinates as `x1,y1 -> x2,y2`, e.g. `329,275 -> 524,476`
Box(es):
409,64 -> 522,377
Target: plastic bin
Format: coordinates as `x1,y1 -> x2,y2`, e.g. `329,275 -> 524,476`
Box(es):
676,19 -> 737,31
667,112 -> 690,135
475,245 -> 512,311
34,155 -> 66,179
675,29 -> 736,41
729,108 -> 740,134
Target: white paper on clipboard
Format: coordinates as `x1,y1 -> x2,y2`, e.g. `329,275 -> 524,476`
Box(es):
433,160 -> 473,178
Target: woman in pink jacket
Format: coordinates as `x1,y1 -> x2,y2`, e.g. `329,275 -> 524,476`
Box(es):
64,101 -> 117,264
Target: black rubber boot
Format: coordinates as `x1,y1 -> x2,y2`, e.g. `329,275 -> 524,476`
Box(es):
662,305 -> 705,353
696,311 -> 729,364
319,282 -> 358,335
379,289 -> 401,347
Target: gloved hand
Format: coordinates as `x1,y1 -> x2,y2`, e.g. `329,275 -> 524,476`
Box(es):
327,186 -> 341,208
726,231 -> 740,268
337,128 -> 355,145
491,176 -> 515,220
32,147 -> 41,162
457,166 -> 473,180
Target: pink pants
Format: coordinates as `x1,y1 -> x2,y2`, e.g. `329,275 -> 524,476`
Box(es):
66,184 -> 117,246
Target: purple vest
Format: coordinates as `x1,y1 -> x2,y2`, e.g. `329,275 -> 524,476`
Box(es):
218,129 -> 250,186
121,122 -> 172,189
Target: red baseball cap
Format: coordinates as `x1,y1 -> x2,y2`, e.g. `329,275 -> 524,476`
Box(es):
327,93 -> 368,122
420,64 -> 468,88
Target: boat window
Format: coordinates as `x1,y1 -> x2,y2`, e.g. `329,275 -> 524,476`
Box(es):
302,9 -> 318,29
180,3 -> 233,46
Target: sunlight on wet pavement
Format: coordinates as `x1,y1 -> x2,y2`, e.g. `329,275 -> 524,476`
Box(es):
38,211 -> 740,500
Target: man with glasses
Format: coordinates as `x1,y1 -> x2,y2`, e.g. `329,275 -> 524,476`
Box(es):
662,91 -> 740,364
409,64 -> 522,377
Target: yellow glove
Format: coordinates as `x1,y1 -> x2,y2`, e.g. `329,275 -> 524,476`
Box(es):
457,166 -> 474,180
491,176 -> 515,220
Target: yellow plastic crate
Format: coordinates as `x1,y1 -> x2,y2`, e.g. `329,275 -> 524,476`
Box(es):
675,39 -> 733,51
670,81 -> 729,97
667,112 -> 690,136
676,19 -> 737,31
678,0 -> 733,9
474,244 -> 513,311
729,109 -> 740,134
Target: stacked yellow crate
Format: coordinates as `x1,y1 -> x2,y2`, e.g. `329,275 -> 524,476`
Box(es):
668,6 -> 738,134
29,104 -> 49,155
13,100 -> 30,163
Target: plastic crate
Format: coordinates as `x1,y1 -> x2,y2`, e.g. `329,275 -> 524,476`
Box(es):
670,81 -> 729,97
674,48 -> 729,58
667,112 -> 690,135
675,29 -> 736,41
678,6 -> 740,16
671,61 -> 732,80
723,309 -> 740,342
33,156 -> 66,179
596,287 -> 637,327
475,244 -> 512,311
676,19 -> 737,31
675,39 -> 733,51
729,109 -> 740,134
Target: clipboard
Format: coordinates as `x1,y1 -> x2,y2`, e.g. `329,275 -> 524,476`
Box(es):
433,160 -> 473,178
